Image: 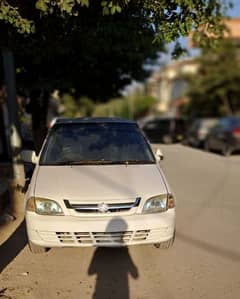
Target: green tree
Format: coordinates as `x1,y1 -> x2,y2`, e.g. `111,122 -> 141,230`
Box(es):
185,41 -> 240,117
0,0 -> 164,152
0,0 -> 231,100
0,0 -> 231,217
1,1 -> 166,99
0,0 -> 229,46
0,0 -> 231,149
93,95 -> 156,119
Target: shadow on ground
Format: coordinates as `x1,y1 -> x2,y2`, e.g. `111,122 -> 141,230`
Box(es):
0,287 -> 12,299
87,217 -> 139,299
0,221 -> 27,273
88,247 -> 138,299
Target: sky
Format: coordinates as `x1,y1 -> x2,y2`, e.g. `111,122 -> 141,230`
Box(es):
162,0 -> 240,64
124,0 -> 240,93
229,0 -> 240,17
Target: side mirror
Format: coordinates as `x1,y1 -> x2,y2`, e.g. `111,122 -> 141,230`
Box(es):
21,150 -> 38,164
155,148 -> 164,162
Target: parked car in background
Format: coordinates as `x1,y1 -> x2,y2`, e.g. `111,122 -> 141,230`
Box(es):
204,116 -> 240,156
142,117 -> 186,144
186,118 -> 218,148
22,118 -> 176,253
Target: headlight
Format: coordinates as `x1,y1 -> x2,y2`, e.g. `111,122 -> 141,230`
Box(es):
142,194 -> 175,214
26,197 -> 64,215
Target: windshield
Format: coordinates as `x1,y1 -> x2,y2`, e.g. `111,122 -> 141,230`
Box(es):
40,123 -> 155,165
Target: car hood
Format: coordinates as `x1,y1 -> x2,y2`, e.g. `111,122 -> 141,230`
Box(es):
34,164 -> 167,202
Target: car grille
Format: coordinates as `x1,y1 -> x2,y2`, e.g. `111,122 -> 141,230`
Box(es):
38,230 -> 150,245
64,197 -> 141,214
38,228 -> 172,245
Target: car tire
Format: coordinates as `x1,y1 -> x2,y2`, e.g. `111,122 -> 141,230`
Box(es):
28,240 -> 49,254
221,144 -> 232,157
154,231 -> 175,249
181,139 -> 189,146
162,135 -> 173,144
194,140 -> 202,148
204,139 -> 210,152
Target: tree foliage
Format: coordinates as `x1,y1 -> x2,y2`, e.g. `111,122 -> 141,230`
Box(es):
185,41 -> 240,117
93,95 -> 156,119
0,0 -> 231,100
58,92 -> 156,119
62,94 -> 94,117
1,0 -> 165,100
0,0 -> 130,33
0,0 -> 232,101
0,0 -> 230,43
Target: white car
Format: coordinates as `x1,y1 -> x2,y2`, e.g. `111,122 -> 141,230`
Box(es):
22,118 -> 176,253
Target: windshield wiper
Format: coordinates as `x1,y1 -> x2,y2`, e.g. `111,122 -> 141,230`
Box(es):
52,160 -> 116,165
44,159 -> 155,166
121,160 -> 155,164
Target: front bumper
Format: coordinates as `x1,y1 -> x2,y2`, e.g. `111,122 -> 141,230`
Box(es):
26,209 -> 175,247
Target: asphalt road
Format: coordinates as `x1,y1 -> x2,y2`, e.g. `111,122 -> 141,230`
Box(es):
1,145 -> 240,299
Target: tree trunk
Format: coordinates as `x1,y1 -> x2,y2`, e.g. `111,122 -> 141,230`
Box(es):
222,95 -> 233,115
2,50 -> 25,183
2,49 -> 25,218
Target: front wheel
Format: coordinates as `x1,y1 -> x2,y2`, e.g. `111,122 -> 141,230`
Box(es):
204,139 -> 210,152
154,231 -> 175,249
221,144 -> 232,157
162,135 -> 173,144
28,240 -> 49,254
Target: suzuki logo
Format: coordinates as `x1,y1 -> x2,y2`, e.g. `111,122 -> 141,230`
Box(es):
98,202 -> 109,213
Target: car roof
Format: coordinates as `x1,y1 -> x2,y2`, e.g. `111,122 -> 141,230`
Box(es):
194,117 -> 218,121
54,117 -> 136,125
147,117 -> 185,122
193,118 -> 218,124
221,116 -> 240,121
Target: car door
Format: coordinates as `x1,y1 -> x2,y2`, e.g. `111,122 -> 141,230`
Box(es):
187,120 -> 200,145
174,119 -> 186,141
210,119 -> 229,150
157,120 -> 171,142
207,123 -> 223,150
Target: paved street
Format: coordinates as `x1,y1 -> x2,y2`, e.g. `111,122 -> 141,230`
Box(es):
1,145 -> 240,299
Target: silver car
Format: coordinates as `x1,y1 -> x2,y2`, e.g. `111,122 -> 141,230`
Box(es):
22,118 -> 176,253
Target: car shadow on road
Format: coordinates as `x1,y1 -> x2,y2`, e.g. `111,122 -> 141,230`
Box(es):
88,218 -> 139,299
0,221 -> 27,273
177,231 -> 240,263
